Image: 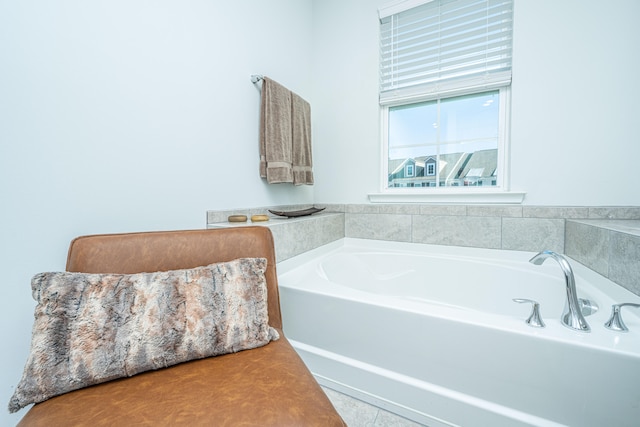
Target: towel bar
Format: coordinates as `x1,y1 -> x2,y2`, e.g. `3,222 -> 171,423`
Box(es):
251,74 -> 264,84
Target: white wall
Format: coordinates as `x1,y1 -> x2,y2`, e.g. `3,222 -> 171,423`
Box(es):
510,0 -> 640,205
311,0 -> 640,206
311,0 -> 382,203
0,1 -> 313,423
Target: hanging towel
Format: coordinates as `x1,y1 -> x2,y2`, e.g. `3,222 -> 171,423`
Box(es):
291,92 -> 314,185
260,77 -> 293,183
259,77 -> 313,185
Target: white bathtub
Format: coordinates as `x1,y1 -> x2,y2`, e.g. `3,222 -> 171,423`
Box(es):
277,238 -> 640,427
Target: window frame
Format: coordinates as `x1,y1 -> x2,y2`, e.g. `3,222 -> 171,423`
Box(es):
381,86 -> 511,194
374,86 -> 524,203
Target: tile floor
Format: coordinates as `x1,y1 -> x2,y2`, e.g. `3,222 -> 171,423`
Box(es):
322,387 -> 426,427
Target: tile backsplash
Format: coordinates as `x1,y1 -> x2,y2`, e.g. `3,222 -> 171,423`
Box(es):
566,220 -> 640,296
207,204 -> 640,296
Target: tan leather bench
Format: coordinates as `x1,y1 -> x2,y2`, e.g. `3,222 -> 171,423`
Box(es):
16,227 -> 345,426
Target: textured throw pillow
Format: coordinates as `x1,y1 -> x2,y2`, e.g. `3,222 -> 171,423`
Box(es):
9,258 -> 279,413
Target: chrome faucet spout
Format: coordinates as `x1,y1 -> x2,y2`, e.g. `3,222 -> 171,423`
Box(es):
529,250 -> 590,332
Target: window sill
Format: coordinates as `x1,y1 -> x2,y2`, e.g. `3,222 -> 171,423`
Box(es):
368,189 -> 526,204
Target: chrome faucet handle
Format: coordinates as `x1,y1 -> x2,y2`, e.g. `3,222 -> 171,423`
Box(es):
604,303 -> 640,332
513,298 -> 546,328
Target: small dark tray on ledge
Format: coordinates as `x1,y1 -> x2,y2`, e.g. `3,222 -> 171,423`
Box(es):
268,207 -> 326,218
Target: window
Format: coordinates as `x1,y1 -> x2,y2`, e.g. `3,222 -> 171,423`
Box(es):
379,0 -> 513,193
387,90 -> 504,188
426,160 -> 435,176
405,163 -> 415,177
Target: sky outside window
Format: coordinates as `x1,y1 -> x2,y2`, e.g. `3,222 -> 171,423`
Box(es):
387,90 -> 500,188
388,91 -> 499,161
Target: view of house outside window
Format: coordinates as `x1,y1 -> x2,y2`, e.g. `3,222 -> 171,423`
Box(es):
387,90 -> 500,188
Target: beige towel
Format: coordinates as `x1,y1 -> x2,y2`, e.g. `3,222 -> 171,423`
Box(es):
259,77 -> 313,185
291,92 -> 314,185
260,77 -> 293,183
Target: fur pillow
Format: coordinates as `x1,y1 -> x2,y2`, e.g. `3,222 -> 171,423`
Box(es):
9,258 -> 279,413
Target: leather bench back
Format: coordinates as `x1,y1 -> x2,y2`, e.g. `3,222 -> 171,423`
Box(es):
65,226 -> 282,329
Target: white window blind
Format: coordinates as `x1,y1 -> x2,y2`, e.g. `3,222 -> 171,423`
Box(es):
379,0 -> 513,105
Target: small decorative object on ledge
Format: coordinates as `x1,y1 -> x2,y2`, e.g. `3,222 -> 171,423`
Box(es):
251,214 -> 270,222
268,207 -> 325,218
228,215 -> 248,223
